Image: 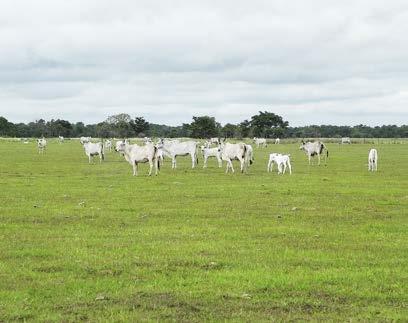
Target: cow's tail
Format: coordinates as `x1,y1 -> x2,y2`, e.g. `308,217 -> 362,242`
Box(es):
154,146 -> 161,171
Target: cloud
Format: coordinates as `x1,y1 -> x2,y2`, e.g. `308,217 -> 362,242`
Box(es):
0,0 -> 408,126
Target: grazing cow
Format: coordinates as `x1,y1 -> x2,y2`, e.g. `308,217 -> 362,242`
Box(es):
275,138 -> 280,144
253,137 -> 267,148
83,142 -> 104,163
80,136 -> 91,144
341,137 -> 351,144
58,136 -> 64,144
201,144 -> 222,168
220,142 -> 248,173
160,140 -> 199,169
117,141 -> 160,176
300,140 -> 328,165
368,148 -> 378,171
143,137 -> 152,144
37,138 -> 47,154
267,153 -> 292,174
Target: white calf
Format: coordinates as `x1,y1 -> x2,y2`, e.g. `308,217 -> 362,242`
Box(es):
118,142 -> 160,176
83,142 -> 104,163
275,138 -> 280,144
341,137 -> 351,144
160,140 -> 198,169
58,136 -> 64,144
267,153 -> 292,174
253,137 -> 267,148
201,145 -> 222,168
220,142 -> 248,173
300,140 -> 328,165
368,148 -> 378,171
37,138 -> 47,154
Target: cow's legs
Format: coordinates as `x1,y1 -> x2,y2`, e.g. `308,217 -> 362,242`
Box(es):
148,160 -> 153,176
287,161 -> 292,174
203,156 -> 208,168
133,162 -> 138,176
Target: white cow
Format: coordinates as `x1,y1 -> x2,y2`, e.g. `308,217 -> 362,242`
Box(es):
341,137 -> 351,144
368,148 -> 378,171
209,137 -> 220,145
80,136 -> 91,144
300,140 -> 328,165
58,136 -> 64,144
267,153 -> 292,174
104,139 -> 112,152
160,140 -> 198,169
220,142 -> 248,173
37,138 -> 47,154
201,145 -> 222,168
253,137 -> 267,148
275,138 -> 280,144
115,140 -> 129,155
83,142 -> 104,163
118,142 -> 160,176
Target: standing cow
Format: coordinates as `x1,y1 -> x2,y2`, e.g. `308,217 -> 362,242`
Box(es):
37,138 -> 47,154
220,142 -> 249,173
300,140 -> 328,165
368,148 -> 378,171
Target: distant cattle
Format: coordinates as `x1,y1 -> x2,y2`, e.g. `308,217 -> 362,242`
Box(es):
253,137 -> 267,148
220,142 -> 249,173
80,136 -> 91,144
209,137 -> 220,145
300,140 -> 328,165
82,142 -> 104,163
58,136 -> 64,144
275,138 -> 280,144
37,138 -> 47,154
268,153 -> 292,174
104,139 -> 112,152
341,137 -> 351,144
368,148 -> 378,171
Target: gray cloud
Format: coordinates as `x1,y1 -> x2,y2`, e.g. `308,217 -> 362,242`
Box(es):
0,0 -> 408,126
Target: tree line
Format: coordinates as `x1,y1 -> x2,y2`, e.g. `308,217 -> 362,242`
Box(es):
0,112 -> 407,139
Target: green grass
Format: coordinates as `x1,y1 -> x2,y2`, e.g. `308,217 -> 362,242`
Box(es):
0,140 -> 407,321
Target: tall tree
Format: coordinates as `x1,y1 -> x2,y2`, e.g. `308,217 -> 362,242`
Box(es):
250,111 -> 289,137
132,117 -> 150,137
190,116 -> 220,138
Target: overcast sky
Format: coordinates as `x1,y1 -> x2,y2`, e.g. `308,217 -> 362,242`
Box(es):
0,0 -> 407,126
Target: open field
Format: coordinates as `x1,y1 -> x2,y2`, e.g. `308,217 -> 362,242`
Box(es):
0,140 -> 407,321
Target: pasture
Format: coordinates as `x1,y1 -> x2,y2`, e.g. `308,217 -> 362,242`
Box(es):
0,139 -> 407,321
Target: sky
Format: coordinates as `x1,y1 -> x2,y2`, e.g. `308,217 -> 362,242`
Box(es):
0,0 -> 407,126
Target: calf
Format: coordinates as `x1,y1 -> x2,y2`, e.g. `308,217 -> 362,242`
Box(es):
267,153 -> 292,174
300,140 -> 328,165
341,137 -> 351,144
58,136 -> 64,144
368,148 -> 378,171
201,144 -> 222,168
275,138 -> 280,144
83,142 -> 104,163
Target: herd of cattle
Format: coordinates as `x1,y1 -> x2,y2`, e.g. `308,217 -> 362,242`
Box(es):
34,136 -> 379,176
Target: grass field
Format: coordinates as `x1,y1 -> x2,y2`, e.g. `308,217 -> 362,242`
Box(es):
0,139 -> 407,321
